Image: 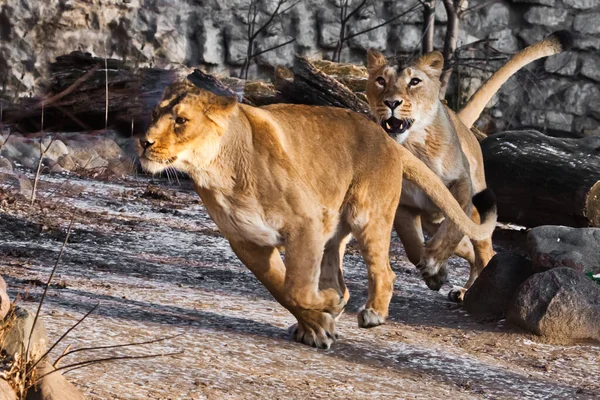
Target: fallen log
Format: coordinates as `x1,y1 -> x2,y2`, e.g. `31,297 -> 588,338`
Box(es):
3,51 -> 181,135
481,130 -> 600,228
275,56 -> 373,118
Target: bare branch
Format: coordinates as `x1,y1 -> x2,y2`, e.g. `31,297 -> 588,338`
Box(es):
53,333 -> 185,367
249,38 -> 296,60
422,0 -> 436,54
25,215 -> 75,375
342,2 -> 422,42
31,304 -> 100,372
36,351 -> 184,382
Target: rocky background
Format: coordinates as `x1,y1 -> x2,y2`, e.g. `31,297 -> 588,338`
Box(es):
0,0 -> 598,138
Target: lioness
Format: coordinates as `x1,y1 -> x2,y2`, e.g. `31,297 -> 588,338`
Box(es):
138,81 -> 496,348
366,31 -> 571,301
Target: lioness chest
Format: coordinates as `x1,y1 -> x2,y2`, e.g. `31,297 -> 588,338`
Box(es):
400,130 -> 464,213
204,193 -> 284,247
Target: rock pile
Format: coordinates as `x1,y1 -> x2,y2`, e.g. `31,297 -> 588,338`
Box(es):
464,225 -> 600,343
0,131 -> 134,179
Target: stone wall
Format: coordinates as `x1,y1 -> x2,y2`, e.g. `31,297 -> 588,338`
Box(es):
0,0 -> 598,137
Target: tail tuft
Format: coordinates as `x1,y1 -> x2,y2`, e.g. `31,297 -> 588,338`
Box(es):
548,30 -> 573,52
473,189 -> 497,222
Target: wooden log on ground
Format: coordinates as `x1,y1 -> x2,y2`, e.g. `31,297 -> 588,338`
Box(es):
481,130 -> 600,228
3,51 -> 181,135
275,56 -> 373,118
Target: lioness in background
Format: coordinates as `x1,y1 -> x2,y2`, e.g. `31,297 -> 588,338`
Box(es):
138,81 -> 496,348
366,31 -> 571,301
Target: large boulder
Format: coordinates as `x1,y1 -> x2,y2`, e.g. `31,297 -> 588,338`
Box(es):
507,268 -> 600,342
463,253 -> 533,320
2,307 -> 48,363
0,379 -> 17,400
528,226 -> 600,275
0,276 -> 10,320
26,361 -> 85,400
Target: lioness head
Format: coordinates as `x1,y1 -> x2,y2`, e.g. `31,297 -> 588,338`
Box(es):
366,50 -> 444,143
138,81 -> 237,174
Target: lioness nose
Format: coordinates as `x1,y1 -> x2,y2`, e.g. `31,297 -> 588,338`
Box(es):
140,139 -> 154,149
384,100 -> 402,110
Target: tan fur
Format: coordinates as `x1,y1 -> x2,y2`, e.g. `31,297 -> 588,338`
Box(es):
138,81 -> 495,348
366,33 -> 568,300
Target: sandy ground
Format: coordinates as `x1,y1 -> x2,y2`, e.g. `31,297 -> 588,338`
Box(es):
0,171 -> 598,400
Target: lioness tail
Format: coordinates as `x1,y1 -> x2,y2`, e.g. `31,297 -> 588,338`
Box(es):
458,30 -> 573,128
399,145 -> 497,241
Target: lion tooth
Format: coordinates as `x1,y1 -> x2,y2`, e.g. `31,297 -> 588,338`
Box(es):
385,122 -> 391,130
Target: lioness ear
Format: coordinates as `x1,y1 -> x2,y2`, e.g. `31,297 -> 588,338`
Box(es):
367,49 -> 387,74
415,51 -> 445,79
205,93 -> 238,128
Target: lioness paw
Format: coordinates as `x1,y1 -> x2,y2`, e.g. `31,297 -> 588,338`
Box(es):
417,259 -> 448,291
447,286 -> 467,303
357,308 -> 385,328
288,311 -> 338,349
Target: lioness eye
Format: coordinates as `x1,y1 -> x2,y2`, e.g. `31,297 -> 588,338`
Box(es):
409,78 -> 421,86
376,77 -> 386,87
175,117 -> 187,125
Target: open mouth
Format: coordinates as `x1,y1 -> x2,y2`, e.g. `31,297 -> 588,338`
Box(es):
381,117 -> 413,136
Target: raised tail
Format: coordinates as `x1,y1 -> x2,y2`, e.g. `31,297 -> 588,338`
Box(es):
458,30 -> 573,128
399,145 -> 497,241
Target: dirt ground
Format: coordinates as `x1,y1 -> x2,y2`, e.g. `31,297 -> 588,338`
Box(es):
0,171 -> 598,400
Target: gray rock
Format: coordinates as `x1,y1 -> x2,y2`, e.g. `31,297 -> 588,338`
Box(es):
518,26 -> 551,46
528,226 -> 600,275
40,138 -> 69,161
521,110 -> 574,132
2,306 -> 48,363
107,157 -> 134,177
481,3 -> 511,29
544,52 -> 578,76
0,156 -> 13,173
581,54 -> 600,82
197,20 -> 224,65
394,24 -> 422,52
347,18 -> 387,52
463,253 -> 533,320
507,268 -> 600,342
26,361 -> 85,400
0,379 -> 17,400
0,275 -> 9,320
57,154 -> 76,171
489,28 -> 520,53
0,172 -> 33,197
563,82 -> 600,116
574,36 -> 600,51
563,0 -> 600,9
574,117 -> 600,137
317,10 -> 341,50
574,13 -> 600,34
255,34 -> 296,68
524,6 -> 568,26
512,0 -> 555,5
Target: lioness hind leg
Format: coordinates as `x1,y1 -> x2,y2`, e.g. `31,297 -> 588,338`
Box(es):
447,235 -> 475,302
419,178 -> 472,291
393,206 -> 425,266
229,240 -> 338,349
352,218 -> 396,329
448,208 -> 495,303
319,227 -> 352,312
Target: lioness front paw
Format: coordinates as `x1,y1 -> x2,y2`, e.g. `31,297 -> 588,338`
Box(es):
288,311 -> 338,349
417,259 -> 448,291
357,308 -> 385,328
447,286 -> 467,303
